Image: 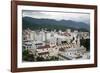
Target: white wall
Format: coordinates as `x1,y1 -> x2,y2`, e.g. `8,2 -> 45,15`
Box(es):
0,0 -> 99,73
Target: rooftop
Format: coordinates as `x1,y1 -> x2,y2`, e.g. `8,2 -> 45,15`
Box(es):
38,52 -> 49,55
37,45 -> 50,49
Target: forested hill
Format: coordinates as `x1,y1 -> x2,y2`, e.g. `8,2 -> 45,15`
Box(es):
22,17 -> 90,32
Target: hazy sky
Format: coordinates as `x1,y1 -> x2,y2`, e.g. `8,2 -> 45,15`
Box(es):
22,10 -> 90,24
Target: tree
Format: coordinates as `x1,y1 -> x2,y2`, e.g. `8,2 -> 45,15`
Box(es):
80,38 -> 90,51
22,49 -> 35,61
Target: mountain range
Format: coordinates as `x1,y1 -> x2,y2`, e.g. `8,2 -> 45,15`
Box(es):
22,17 -> 90,32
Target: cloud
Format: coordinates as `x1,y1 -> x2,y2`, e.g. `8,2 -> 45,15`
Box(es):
22,10 -> 90,24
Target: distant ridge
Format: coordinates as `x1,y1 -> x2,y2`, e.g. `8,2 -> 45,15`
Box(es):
22,17 -> 90,32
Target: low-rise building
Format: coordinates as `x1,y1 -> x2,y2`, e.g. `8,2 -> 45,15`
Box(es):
22,28 -> 90,61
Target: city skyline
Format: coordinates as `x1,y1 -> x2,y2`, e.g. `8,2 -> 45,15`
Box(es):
22,10 -> 90,62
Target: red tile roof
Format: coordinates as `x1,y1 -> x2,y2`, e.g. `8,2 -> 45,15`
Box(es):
35,43 -> 43,45
38,52 -> 49,55
63,32 -> 71,36
37,45 -> 50,49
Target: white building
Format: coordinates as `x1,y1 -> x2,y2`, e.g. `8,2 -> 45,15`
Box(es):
22,28 -> 90,60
